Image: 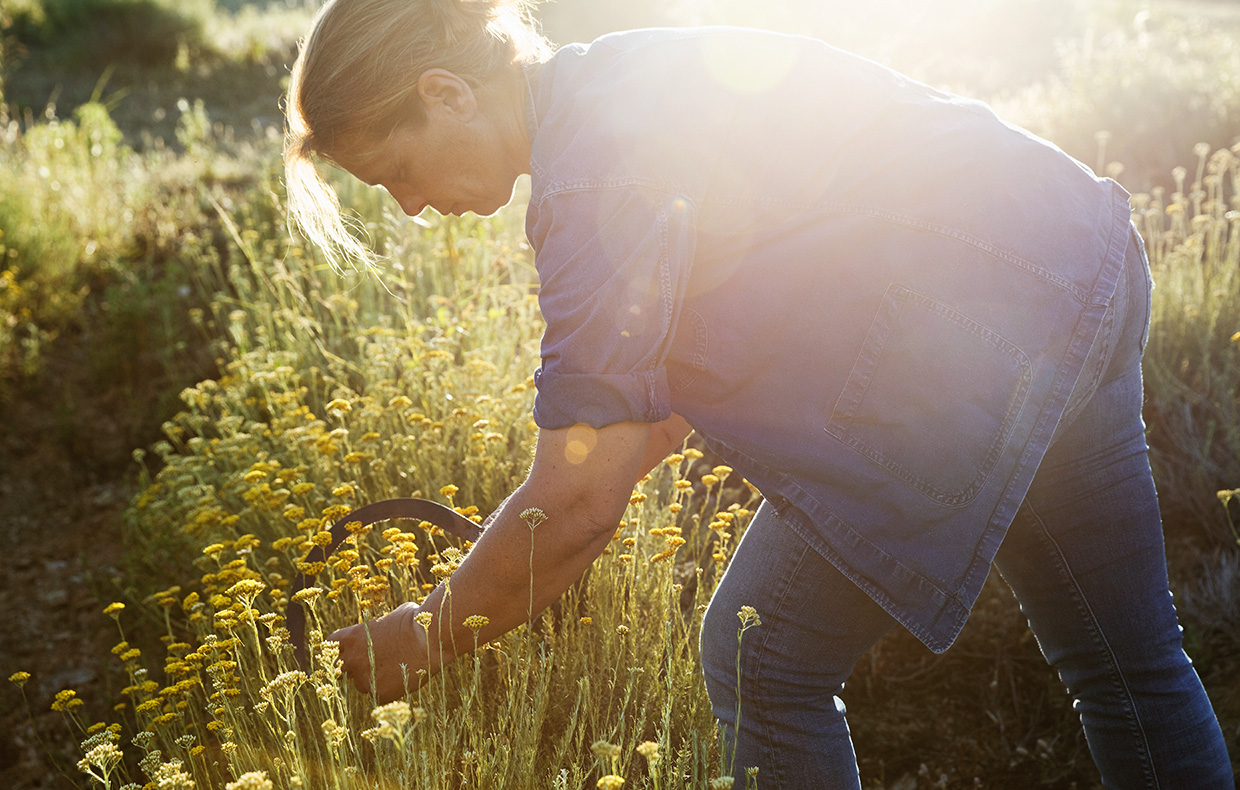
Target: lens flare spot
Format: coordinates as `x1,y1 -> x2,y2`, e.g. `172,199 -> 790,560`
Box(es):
565,424 -> 598,465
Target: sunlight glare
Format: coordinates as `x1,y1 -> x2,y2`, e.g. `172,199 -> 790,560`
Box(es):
565,423 -> 598,464
698,32 -> 798,96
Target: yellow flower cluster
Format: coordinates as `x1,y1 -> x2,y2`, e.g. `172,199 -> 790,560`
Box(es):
51,689 -> 83,712
71,203 -> 777,788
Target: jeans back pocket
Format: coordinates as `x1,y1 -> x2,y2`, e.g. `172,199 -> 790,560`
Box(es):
825,284 -> 1032,507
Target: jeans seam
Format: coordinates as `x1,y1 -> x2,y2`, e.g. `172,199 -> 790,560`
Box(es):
749,534 -> 813,789
1023,501 -> 1160,789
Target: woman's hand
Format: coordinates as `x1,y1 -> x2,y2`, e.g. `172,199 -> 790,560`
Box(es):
328,602 -> 427,703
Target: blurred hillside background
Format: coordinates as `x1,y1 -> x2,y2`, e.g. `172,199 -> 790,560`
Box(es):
4,0 -> 1239,186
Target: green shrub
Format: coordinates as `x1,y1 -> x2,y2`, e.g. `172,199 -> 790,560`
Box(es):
4,0 -> 210,69
0,96 -> 267,410
997,11 -> 1240,190
0,101 -> 130,388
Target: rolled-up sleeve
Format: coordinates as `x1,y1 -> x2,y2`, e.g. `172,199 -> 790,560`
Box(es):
528,185 -> 696,429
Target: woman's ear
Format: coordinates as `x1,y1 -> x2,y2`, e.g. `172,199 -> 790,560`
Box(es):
416,69 -> 478,119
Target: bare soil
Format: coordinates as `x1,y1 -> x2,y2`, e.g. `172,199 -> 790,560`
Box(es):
0,352 -> 169,789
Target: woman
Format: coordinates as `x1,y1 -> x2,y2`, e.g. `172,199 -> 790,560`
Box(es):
283,1 -> 1233,786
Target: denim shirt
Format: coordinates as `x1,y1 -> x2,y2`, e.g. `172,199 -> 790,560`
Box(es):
524,28 -> 1132,652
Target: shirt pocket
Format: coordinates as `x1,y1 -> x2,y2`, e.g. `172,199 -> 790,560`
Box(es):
825,284 -> 1032,507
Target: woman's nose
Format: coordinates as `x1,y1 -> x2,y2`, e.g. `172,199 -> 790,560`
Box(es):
385,186 -> 426,218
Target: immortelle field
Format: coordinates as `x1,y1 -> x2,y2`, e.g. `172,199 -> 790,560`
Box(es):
1,1 -> 1238,788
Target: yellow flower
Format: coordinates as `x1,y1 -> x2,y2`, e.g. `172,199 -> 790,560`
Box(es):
226,579 -> 266,599
580,616 -> 592,626
701,473 -> 720,487
738,605 -> 762,628
296,517 -> 323,532
226,770 -> 274,790
463,615 -> 489,631
322,504 -> 351,521
591,740 -> 622,759
372,700 -> 413,728
8,671 -> 30,687
439,484 -> 459,499
414,612 -> 434,630
597,777 -> 625,790
331,483 -> 356,499
637,740 -> 660,764
315,438 -> 339,455
295,561 -> 326,577
325,398 -> 352,416
136,699 -> 162,714
51,689 -> 83,712
103,602 -> 125,617
77,739 -> 122,776
322,719 -> 348,748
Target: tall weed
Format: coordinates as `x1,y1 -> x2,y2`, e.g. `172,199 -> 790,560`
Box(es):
1134,144 -> 1240,543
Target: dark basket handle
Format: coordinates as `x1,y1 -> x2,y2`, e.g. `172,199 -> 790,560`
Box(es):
285,497 -> 483,669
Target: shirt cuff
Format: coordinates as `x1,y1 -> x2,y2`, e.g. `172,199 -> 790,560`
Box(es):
532,367 -> 671,429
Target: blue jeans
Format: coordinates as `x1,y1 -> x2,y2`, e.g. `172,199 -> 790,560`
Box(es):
701,236 -> 1233,788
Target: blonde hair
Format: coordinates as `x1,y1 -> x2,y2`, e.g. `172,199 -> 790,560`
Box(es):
284,0 -> 550,268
